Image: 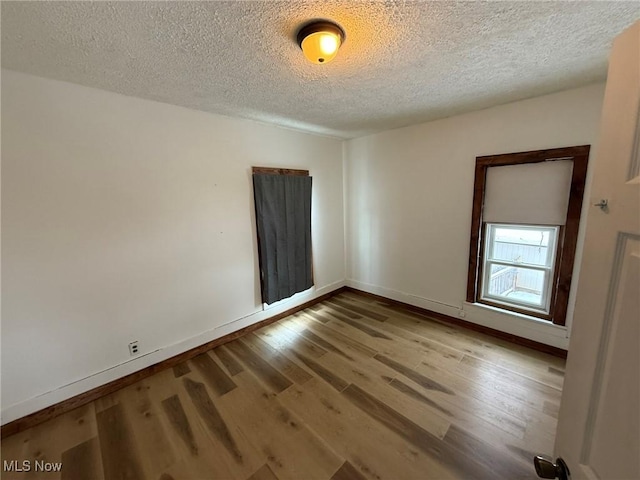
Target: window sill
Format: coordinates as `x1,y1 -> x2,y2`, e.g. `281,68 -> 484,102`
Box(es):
478,297 -> 552,320
464,301 -> 568,331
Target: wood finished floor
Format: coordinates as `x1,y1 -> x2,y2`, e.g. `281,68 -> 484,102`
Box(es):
1,291 -> 565,480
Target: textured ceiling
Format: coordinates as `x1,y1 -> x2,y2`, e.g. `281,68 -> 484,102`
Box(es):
2,1 -> 639,139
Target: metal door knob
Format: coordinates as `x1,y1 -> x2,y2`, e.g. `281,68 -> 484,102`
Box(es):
534,455 -> 570,480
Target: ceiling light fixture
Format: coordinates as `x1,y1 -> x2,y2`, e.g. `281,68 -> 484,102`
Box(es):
297,21 -> 345,65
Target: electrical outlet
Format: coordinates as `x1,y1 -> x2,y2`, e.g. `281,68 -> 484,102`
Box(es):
459,310 -> 466,318
129,341 -> 139,356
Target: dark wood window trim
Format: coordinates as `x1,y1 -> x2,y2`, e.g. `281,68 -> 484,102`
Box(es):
252,167 -> 309,176
466,145 -> 590,326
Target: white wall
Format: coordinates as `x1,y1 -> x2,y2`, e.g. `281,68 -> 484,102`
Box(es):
1,71 -> 606,424
344,84 -> 606,350
1,70 -> 345,423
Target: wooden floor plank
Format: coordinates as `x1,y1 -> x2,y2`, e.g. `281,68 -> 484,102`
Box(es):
256,323 -> 328,359
296,313 -> 379,358
306,347 -> 452,439
118,381 -> 177,478
182,377 -> 243,464
0,430 -> 31,480
147,369 -> 246,479
305,307 -> 355,325
324,299 -> 363,319
172,362 -> 191,378
342,384 -> 494,480
329,299 -> 465,371
190,352 -> 237,396
225,339 -> 293,394
410,356 -> 535,440
162,394 -> 199,455
458,354 -> 562,403
94,392 -> 118,414
387,378 -> 454,417
330,298 -> 389,322
543,400 -> 560,419
213,345 -> 245,376
374,354 -> 454,394
96,403 -> 145,480
443,424 -> 536,479
423,354 -> 545,413
297,328 -> 354,360
330,461 -> 368,480
242,333 -> 313,385
217,372 -> 344,480
280,378 -> 455,480
248,463 -> 280,480
289,349 -> 349,392
438,357 -> 560,419
303,309 -> 332,323
155,458 -> 230,480
549,366 -> 565,376
1,402 -> 99,480
61,437 -> 104,480
329,311 -> 392,339
307,313 -> 427,368
387,366 -> 531,445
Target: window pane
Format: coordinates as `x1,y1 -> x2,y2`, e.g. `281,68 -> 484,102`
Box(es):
490,227 -> 552,267
485,264 -> 546,308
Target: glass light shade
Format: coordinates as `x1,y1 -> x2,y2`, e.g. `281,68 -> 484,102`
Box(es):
298,24 -> 342,64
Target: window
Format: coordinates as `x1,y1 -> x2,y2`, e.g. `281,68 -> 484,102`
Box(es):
467,146 -> 590,325
480,224 -> 559,315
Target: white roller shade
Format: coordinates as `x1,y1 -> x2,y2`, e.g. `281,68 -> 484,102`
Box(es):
483,160 -> 573,225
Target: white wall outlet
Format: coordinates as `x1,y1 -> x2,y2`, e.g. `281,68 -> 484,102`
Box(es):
459,310 -> 466,318
128,341 -> 139,356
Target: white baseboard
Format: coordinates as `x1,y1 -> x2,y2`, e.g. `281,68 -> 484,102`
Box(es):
1,279 -> 346,425
346,280 -> 462,318
346,279 -> 569,350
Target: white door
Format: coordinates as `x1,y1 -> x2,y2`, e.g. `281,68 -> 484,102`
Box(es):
552,21 -> 640,480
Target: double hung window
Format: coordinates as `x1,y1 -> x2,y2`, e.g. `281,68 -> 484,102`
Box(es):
480,224 -> 559,315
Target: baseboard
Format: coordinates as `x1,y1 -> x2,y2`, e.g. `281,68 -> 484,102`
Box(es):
1,284 -> 347,439
346,280 -> 462,318
344,286 -> 568,359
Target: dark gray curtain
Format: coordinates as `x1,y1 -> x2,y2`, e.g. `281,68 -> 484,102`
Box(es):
253,173 -> 313,304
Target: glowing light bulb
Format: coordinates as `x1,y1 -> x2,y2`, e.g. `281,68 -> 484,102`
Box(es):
319,34 -> 338,55
298,22 -> 344,65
